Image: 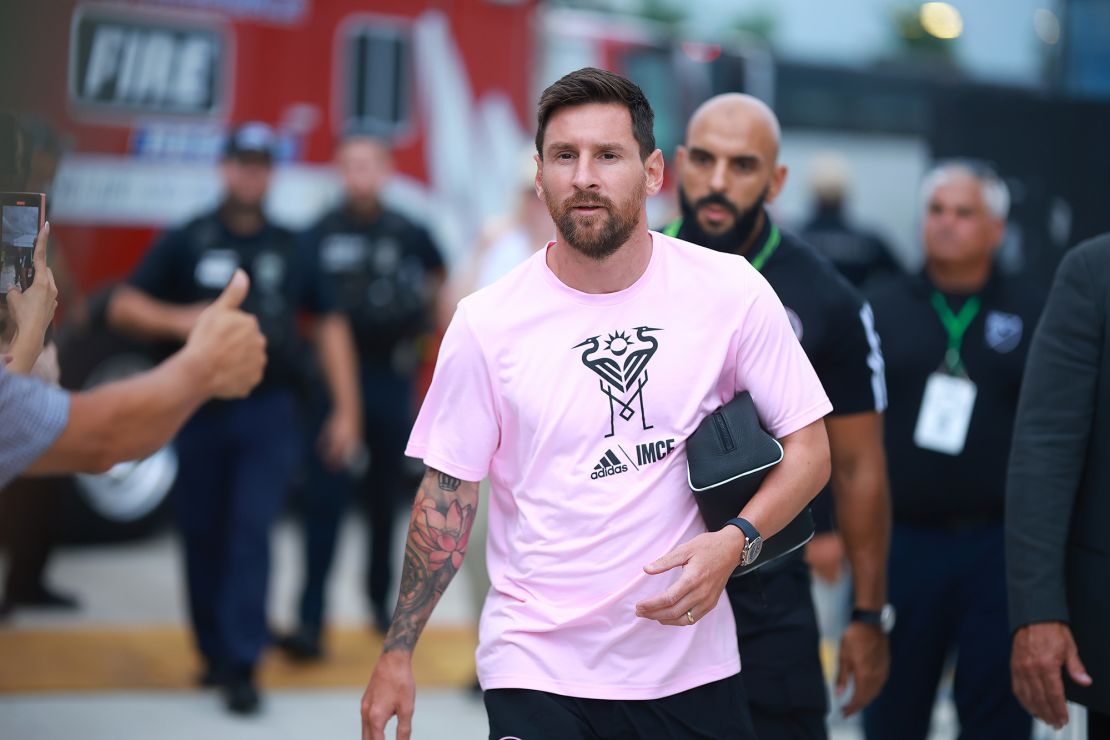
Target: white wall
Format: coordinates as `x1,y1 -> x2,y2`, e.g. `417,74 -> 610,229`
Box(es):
773,129 -> 931,269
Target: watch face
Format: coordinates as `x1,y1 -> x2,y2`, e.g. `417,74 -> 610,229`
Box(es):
745,537 -> 763,565
880,604 -> 896,633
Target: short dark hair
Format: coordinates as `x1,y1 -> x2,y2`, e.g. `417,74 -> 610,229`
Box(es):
535,67 -> 656,160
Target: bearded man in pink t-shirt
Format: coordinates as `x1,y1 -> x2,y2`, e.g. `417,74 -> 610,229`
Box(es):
361,67 -> 833,740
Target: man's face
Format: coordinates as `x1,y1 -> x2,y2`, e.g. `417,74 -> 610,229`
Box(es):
676,112 -> 784,239
221,155 -> 272,209
536,103 -> 662,261
338,138 -> 390,205
923,173 -> 1003,268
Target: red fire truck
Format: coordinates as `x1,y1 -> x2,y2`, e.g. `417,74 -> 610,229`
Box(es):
3,0 -> 538,538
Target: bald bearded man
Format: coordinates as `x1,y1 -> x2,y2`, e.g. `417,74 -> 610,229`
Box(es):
664,94 -> 893,739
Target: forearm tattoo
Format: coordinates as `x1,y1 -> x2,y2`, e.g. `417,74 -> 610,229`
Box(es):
382,467 -> 477,653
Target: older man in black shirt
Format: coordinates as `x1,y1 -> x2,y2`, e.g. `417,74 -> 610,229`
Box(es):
863,161 -> 1042,739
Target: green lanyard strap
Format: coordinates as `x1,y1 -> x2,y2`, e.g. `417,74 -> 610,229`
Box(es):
661,218 -> 781,273
749,225 -> 781,272
929,291 -> 981,374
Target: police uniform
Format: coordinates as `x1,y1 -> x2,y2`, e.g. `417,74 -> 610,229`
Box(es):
862,266 -> 1043,740
667,213 -> 886,740
128,206 -> 322,680
295,204 -> 443,634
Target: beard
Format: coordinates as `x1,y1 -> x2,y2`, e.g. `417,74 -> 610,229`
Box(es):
221,193 -> 266,220
545,178 -> 644,262
678,185 -> 769,254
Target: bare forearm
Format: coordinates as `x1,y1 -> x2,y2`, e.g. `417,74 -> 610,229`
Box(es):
826,412 -> 891,609
27,348 -> 210,474
316,314 -> 361,416
6,331 -> 46,374
108,286 -> 198,342
832,462 -> 890,609
740,419 -> 831,538
383,469 -> 479,654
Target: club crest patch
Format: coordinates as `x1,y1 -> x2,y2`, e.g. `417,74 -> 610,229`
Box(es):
985,311 -> 1022,353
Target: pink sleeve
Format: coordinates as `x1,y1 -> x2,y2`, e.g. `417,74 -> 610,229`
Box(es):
734,274 -> 832,438
405,304 -> 500,482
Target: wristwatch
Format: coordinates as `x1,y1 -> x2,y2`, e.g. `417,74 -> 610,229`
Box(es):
725,517 -> 763,567
851,604 -> 896,634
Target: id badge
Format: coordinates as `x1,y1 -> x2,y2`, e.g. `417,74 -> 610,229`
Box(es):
913,372 -> 977,455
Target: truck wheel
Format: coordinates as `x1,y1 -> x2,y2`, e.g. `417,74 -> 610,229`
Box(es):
54,293 -> 178,543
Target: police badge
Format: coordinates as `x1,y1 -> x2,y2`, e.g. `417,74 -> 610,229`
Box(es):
985,310 -> 1023,353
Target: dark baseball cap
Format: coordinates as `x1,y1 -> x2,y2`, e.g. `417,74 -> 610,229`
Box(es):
224,122 -> 276,161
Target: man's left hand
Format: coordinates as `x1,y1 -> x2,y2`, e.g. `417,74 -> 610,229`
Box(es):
635,529 -> 742,626
319,409 -> 361,471
1011,621 -> 1092,729
836,621 -> 889,716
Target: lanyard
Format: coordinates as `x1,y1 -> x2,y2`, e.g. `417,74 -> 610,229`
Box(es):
929,291 -> 981,374
661,218 -> 781,273
749,225 -> 781,272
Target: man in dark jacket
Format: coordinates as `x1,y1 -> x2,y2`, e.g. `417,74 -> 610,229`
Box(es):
1007,233 -> 1110,738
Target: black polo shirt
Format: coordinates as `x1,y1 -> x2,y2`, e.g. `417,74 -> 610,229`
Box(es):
129,206 -> 327,390
669,213 -> 886,529
866,266 -> 1045,527
302,205 -> 444,373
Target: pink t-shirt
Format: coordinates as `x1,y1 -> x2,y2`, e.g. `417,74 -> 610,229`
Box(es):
407,231 -> 832,700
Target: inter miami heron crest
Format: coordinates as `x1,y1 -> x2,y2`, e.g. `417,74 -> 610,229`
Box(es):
574,327 -> 661,438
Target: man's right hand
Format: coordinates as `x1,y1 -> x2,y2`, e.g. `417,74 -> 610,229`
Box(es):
1011,621 -> 1092,729
5,222 -> 58,372
361,651 -> 416,740
183,269 -> 266,399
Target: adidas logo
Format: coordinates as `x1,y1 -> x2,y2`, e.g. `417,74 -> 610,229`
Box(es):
591,449 -> 629,479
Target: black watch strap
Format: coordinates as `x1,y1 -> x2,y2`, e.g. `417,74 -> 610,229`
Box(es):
851,608 -> 883,625
851,604 -> 895,634
725,517 -> 760,541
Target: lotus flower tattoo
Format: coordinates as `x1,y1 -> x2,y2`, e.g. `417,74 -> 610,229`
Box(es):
411,497 -> 474,572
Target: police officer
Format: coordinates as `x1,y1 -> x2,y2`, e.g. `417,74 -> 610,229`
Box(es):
108,122 -> 361,714
665,94 -> 892,739
862,161 -> 1042,739
278,131 -> 445,659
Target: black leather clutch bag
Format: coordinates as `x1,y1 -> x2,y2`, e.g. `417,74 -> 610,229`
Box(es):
686,391 -> 816,577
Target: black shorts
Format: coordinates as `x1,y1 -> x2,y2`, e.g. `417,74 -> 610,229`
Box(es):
483,673 -> 756,740
726,554 -> 828,718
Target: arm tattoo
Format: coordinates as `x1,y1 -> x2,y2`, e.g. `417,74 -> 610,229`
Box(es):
382,467 -> 478,653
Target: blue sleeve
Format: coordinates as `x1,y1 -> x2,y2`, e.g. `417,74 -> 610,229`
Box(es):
0,367 -> 71,489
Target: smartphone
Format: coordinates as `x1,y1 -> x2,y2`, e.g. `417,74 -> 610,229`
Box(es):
0,192 -> 45,304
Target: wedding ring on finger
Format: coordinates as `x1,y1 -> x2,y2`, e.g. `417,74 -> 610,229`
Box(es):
686,609 -> 695,625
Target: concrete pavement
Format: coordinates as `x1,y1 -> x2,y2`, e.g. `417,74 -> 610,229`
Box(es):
0,515 -> 1086,739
